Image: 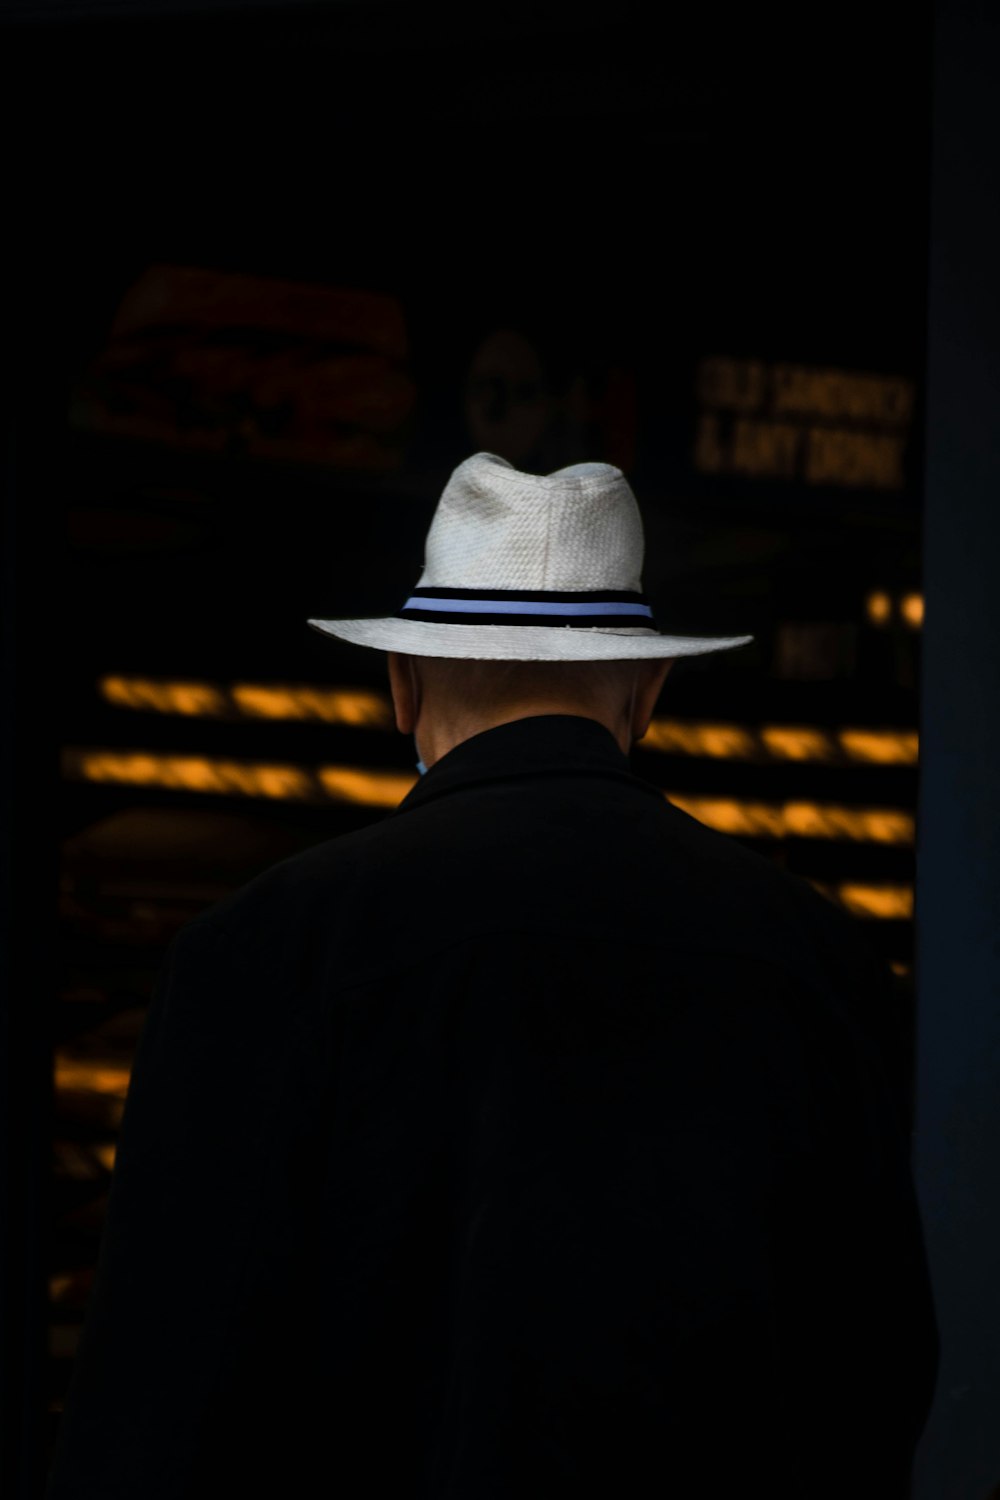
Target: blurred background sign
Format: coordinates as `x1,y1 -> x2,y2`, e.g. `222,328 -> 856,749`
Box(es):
70,265 -> 415,469
694,356 -> 915,490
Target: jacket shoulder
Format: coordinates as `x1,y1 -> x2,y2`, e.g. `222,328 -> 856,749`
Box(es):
169,817 -> 389,957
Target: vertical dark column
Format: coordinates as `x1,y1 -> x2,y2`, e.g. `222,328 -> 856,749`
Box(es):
912,2 -> 1000,1496
0,352 -> 59,1491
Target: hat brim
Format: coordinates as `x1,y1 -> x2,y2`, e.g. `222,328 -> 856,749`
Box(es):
306,617 -> 754,661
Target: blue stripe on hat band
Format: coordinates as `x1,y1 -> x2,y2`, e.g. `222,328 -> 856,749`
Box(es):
401,596 -> 654,618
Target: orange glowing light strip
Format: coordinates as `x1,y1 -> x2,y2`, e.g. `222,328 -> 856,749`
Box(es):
98,675 -> 394,727
61,747 -> 415,808
806,881 -> 914,921
97,676 -> 918,765
864,590 -> 925,629
665,793 -> 913,844
54,1058 -> 131,1098
838,883 -> 914,919
644,720 -> 918,765
62,746 -> 914,844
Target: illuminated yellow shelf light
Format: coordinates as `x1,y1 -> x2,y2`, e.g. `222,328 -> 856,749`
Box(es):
63,748 -> 413,809
63,746 -> 915,844
97,676 -> 919,765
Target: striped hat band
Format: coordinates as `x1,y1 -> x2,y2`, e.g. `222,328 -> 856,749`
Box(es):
398,587 -> 658,629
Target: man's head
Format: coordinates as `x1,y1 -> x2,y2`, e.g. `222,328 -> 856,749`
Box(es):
387,652 -> 674,770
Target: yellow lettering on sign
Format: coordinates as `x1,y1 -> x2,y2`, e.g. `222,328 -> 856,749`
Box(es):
770,365 -> 914,425
696,357 -> 766,412
804,427 -> 904,488
694,356 -> 914,490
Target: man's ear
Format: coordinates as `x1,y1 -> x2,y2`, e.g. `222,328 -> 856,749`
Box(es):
631,658 -> 673,742
387,652 -> 418,735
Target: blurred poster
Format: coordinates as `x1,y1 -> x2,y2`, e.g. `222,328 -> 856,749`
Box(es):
70,264 -> 416,471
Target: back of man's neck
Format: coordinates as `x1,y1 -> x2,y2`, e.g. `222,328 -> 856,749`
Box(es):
419,704 -> 627,769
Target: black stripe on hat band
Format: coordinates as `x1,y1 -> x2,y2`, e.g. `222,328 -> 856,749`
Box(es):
404,587 -> 652,605
397,607 -> 660,627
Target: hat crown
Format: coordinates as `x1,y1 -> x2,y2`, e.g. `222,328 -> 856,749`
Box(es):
415,452 -> 645,593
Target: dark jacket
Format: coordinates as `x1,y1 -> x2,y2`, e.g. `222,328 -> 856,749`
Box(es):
45,712 -> 939,1500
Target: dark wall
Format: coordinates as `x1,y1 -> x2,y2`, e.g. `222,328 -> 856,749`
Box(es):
912,2 -> 1000,1495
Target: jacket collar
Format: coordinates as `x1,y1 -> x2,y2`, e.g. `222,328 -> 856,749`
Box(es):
392,713 -> 664,815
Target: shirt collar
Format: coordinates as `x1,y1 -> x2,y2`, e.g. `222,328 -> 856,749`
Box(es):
391,712 -> 664,815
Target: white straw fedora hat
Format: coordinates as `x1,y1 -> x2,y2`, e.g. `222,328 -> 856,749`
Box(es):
307,452 -> 754,661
